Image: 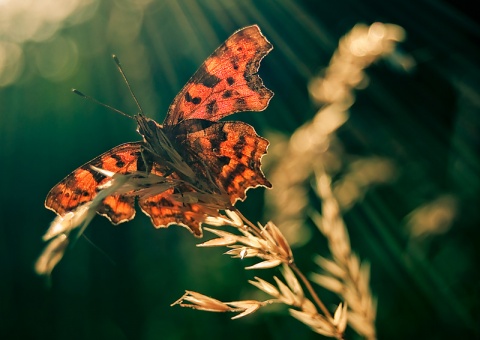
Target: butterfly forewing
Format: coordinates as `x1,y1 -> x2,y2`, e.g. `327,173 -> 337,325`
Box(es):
45,143 -> 144,224
163,25 -> 273,126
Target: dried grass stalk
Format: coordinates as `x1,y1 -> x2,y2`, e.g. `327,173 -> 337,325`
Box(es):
312,172 -> 377,340
174,210 -> 347,339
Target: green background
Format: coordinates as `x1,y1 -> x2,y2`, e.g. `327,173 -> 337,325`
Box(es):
1,0 -> 479,339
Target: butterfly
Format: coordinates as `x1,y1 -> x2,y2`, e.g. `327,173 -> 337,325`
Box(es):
44,25 -> 273,238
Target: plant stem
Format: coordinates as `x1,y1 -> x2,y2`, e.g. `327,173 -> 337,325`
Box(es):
289,262 -> 333,319
234,208 -> 264,237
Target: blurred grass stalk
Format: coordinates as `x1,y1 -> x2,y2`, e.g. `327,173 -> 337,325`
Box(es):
265,22 -> 405,337
265,22 -> 405,245
174,23 -> 406,339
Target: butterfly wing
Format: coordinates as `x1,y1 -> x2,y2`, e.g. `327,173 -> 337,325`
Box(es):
170,119 -> 272,204
45,142 -> 144,224
163,25 -> 273,126
138,186 -> 217,237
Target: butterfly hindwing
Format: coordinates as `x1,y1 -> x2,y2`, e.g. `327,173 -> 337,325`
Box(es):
163,25 -> 273,126
138,187 -> 211,237
170,119 -> 272,204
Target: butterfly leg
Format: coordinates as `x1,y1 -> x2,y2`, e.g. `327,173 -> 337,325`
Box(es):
139,145 -> 152,175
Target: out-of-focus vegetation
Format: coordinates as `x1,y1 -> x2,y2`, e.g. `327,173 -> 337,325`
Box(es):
1,0 -> 479,339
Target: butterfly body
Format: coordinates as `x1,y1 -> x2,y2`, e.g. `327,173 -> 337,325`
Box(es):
46,25 -> 273,236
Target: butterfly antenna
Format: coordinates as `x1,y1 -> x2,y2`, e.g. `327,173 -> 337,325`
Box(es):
112,54 -> 144,115
72,89 -> 133,119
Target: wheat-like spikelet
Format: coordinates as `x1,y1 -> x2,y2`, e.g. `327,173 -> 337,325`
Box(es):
309,22 -> 406,105
172,210 -> 348,339
404,194 -> 458,239
311,172 -> 377,340
35,166 -> 134,275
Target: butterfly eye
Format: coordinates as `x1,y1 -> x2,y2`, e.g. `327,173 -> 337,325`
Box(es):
213,148 -> 219,153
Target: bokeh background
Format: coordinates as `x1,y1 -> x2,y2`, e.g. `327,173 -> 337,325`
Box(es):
1,0 -> 479,339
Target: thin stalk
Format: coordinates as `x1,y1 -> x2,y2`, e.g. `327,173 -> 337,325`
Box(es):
289,262 -> 333,320
234,208 -> 264,238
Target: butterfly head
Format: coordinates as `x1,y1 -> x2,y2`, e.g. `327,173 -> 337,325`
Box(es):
135,114 -> 161,138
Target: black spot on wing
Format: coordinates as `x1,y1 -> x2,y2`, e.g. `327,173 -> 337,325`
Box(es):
206,100 -> 218,115
249,138 -> 260,169
227,77 -> 235,86
210,127 -> 228,152
83,165 -> 107,183
233,135 -> 246,160
197,65 -> 221,88
111,154 -> 125,168
159,197 -> 174,207
232,56 -> 240,70
74,188 -> 90,197
223,163 -> 248,189
234,98 -> 247,111
184,91 -> 201,105
117,195 -> 133,203
218,156 -> 230,167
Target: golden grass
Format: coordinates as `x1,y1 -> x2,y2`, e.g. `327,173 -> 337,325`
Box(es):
173,210 -> 348,339
311,173 -> 377,339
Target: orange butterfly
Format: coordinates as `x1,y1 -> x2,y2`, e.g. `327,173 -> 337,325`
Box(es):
44,25 -> 273,238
